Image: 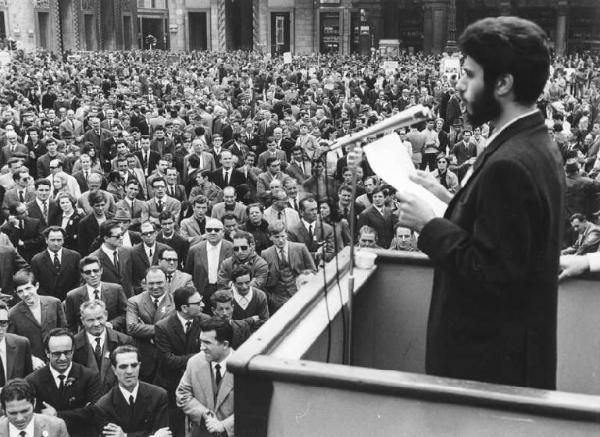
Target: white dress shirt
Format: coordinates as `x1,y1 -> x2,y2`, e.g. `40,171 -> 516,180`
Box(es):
119,383 -> 140,404
9,419 -> 34,437
232,286 -> 253,310
50,363 -> 73,389
206,241 -> 222,284
87,329 -> 106,352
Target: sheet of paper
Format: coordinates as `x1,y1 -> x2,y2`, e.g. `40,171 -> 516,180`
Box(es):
363,133 -> 447,217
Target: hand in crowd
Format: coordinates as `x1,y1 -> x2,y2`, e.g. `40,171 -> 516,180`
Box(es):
204,415 -> 226,434
410,170 -> 452,203
152,427 -> 172,437
40,401 -> 57,416
102,423 -> 126,437
559,255 -> 590,281
395,190 -> 436,233
31,355 -> 45,370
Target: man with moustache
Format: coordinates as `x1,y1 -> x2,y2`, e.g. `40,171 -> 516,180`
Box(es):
395,17 -> 564,389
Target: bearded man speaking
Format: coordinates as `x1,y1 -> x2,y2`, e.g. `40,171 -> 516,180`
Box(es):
396,17 -> 564,389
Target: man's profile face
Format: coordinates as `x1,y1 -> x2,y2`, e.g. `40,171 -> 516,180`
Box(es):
4,398 -> 34,430
213,301 -> 234,321
571,219 -> 585,234
457,56 -> 502,126
199,329 -> 228,363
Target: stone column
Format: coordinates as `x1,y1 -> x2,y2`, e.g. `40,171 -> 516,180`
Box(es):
445,0 -> 457,53
423,2 -> 433,53
217,0 -> 226,51
170,0 -> 186,51
555,0 -> 568,57
431,1 -> 447,54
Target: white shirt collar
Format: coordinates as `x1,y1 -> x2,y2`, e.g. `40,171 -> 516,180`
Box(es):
86,283 -> 102,298
232,286 -> 253,308
211,349 -> 233,374
485,108 -> 540,148
49,363 -> 73,388
9,419 -> 34,437
101,244 -> 116,259
47,248 -> 62,259
119,383 -> 140,403
86,329 -> 106,349
176,311 -> 193,332
301,219 -> 314,232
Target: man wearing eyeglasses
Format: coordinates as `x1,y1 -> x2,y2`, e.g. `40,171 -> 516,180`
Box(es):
158,248 -> 194,296
26,328 -> 102,437
185,218 -> 233,310
156,211 -> 189,270
64,255 -> 128,333
217,231 -> 268,290
146,176 -> 181,224
155,286 -> 209,436
131,221 -> 173,294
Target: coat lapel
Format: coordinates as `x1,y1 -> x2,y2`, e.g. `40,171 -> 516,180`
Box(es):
20,303 -> 41,328
215,371 -> 233,411
5,335 -> 15,378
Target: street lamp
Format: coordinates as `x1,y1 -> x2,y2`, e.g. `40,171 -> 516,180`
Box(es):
445,0 -> 458,53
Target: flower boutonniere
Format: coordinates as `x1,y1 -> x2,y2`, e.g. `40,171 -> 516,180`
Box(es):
65,377 -> 77,388
42,430 -> 49,437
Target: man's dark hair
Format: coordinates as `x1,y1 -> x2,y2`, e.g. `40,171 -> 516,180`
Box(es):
458,16 -> 550,105
99,219 -> 121,240
200,317 -> 233,345
79,255 -> 101,271
43,327 -> 74,352
88,190 -> 107,206
158,211 -> 175,223
192,195 -> 208,205
13,268 -> 36,289
299,197 -> 317,212
1,379 -> 35,409
231,265 -> 252,282
34,178 -> 51,189
570,213 -> 586,223
110,344 -> 141,367
43,225 -> 66,239
173,286 -> 199,311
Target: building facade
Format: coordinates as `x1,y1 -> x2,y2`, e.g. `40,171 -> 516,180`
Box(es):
0,0 -> 598,55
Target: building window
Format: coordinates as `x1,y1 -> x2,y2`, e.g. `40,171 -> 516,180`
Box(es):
320,11 -> 340,54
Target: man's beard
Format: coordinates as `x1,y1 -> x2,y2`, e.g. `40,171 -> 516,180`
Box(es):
463,82 -> 501,127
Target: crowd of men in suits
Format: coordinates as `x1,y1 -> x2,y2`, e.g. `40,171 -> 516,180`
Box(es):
0,47 -> 597,435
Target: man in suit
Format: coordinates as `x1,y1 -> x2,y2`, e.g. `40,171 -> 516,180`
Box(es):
131,221 -> 172,293
561,213 -> 600,255
176,318 -> 234,437
9,270 -> 67,362
71,153 -> 97,193
77,190 -> 109,256
180,195 -> 208,243
64,255 -> 128,333
288,197 -> 335,264
73,300 -> 133,395
30,226 -> 81,302
58,109 -> 84,139
27,179 -> 60,228
217,231 -> 269,290
211,186 -> 247,223
92,345 -> 170,437
285,146 -> 310,184
164,167 -> 187,202
90,220 -> 135,298
357,188 -> 398,249
155,286 -> 209,436
0,379 -> 69,437
135,136 -> 160,178
0,203 -> 45,263
257,138 -> 288,171
78,172 -> 117,216
210,150 -> 247,192
1,167 -> 36,215
184,139 -> 216,178
157,212 -> 189,270
126,266 -> 174,383
146,177 -> 182,224
116,180 -> 150,232
0,131 -> 28,167
395,17 -> 564,389
26,328 -> 102,437
185,218 -> 233,309
261,220 -> 316,313
0,301 -> 34,384
158,247 -> 194,295
82,117 -> 112,162
36,139 -> 66,179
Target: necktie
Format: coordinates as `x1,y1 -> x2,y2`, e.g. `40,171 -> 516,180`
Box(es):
94,337 -> 102,366
343,207 -> 348,218
58,374 -> 66,391
279,248 -> 286,263
43,201 -> 48,222
170,186 -> 175,197
277,211 -> 283,220
113,251 -> 120,274
129,394 -> 135,414
215,363 -> 222,387
19,431 -> 25,437
94,288 -> 100,300
84,170 -> 88,181
148,248 -> 153,260
166,273 -> 173,283
18,191 -> 24,202
225,170 -> 230,184
308,223 -> 313,241
53,252 -> 60,270
157,199 -> 163,212
154,297 -> 159,309
0,355 -> 5,387
185,320 -> 192,335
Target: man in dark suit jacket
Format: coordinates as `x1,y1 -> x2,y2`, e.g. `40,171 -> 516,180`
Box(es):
9,270 -> 67,361
92,345 -> 170,437
156,212 -> 189,270
90,220 -> 135,298
357,188 -> 398,249
0,302 -> 33,384
287,197 -> 335,263
0,204 -> 45,263
26,328 -> 102,437
64,255 -> 128,332
395,18 -> 563,390
135,137 -> 160,177
29,227 -> 81,302
27,179 -> 60,228
130,221 -> 173,293
0,242 -> 29,300
210,150 -> 247,191
72,300 -> 134,395
154,287 -> 210,436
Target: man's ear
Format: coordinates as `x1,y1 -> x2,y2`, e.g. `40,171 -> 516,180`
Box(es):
495,73 -> 514,97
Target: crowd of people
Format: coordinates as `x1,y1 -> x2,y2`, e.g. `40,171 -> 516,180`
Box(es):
0,45 -> 597,435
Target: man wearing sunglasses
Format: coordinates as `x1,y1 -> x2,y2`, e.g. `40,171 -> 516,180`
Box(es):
131,221 -> 172,294
158,247 -> 194,295
64,255 -> 128,333
217,231 -> 268,290
185,218 -> 233,310
26,328 -> 102,437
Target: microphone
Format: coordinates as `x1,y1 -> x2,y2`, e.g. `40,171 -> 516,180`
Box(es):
325,104 -> 434,152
